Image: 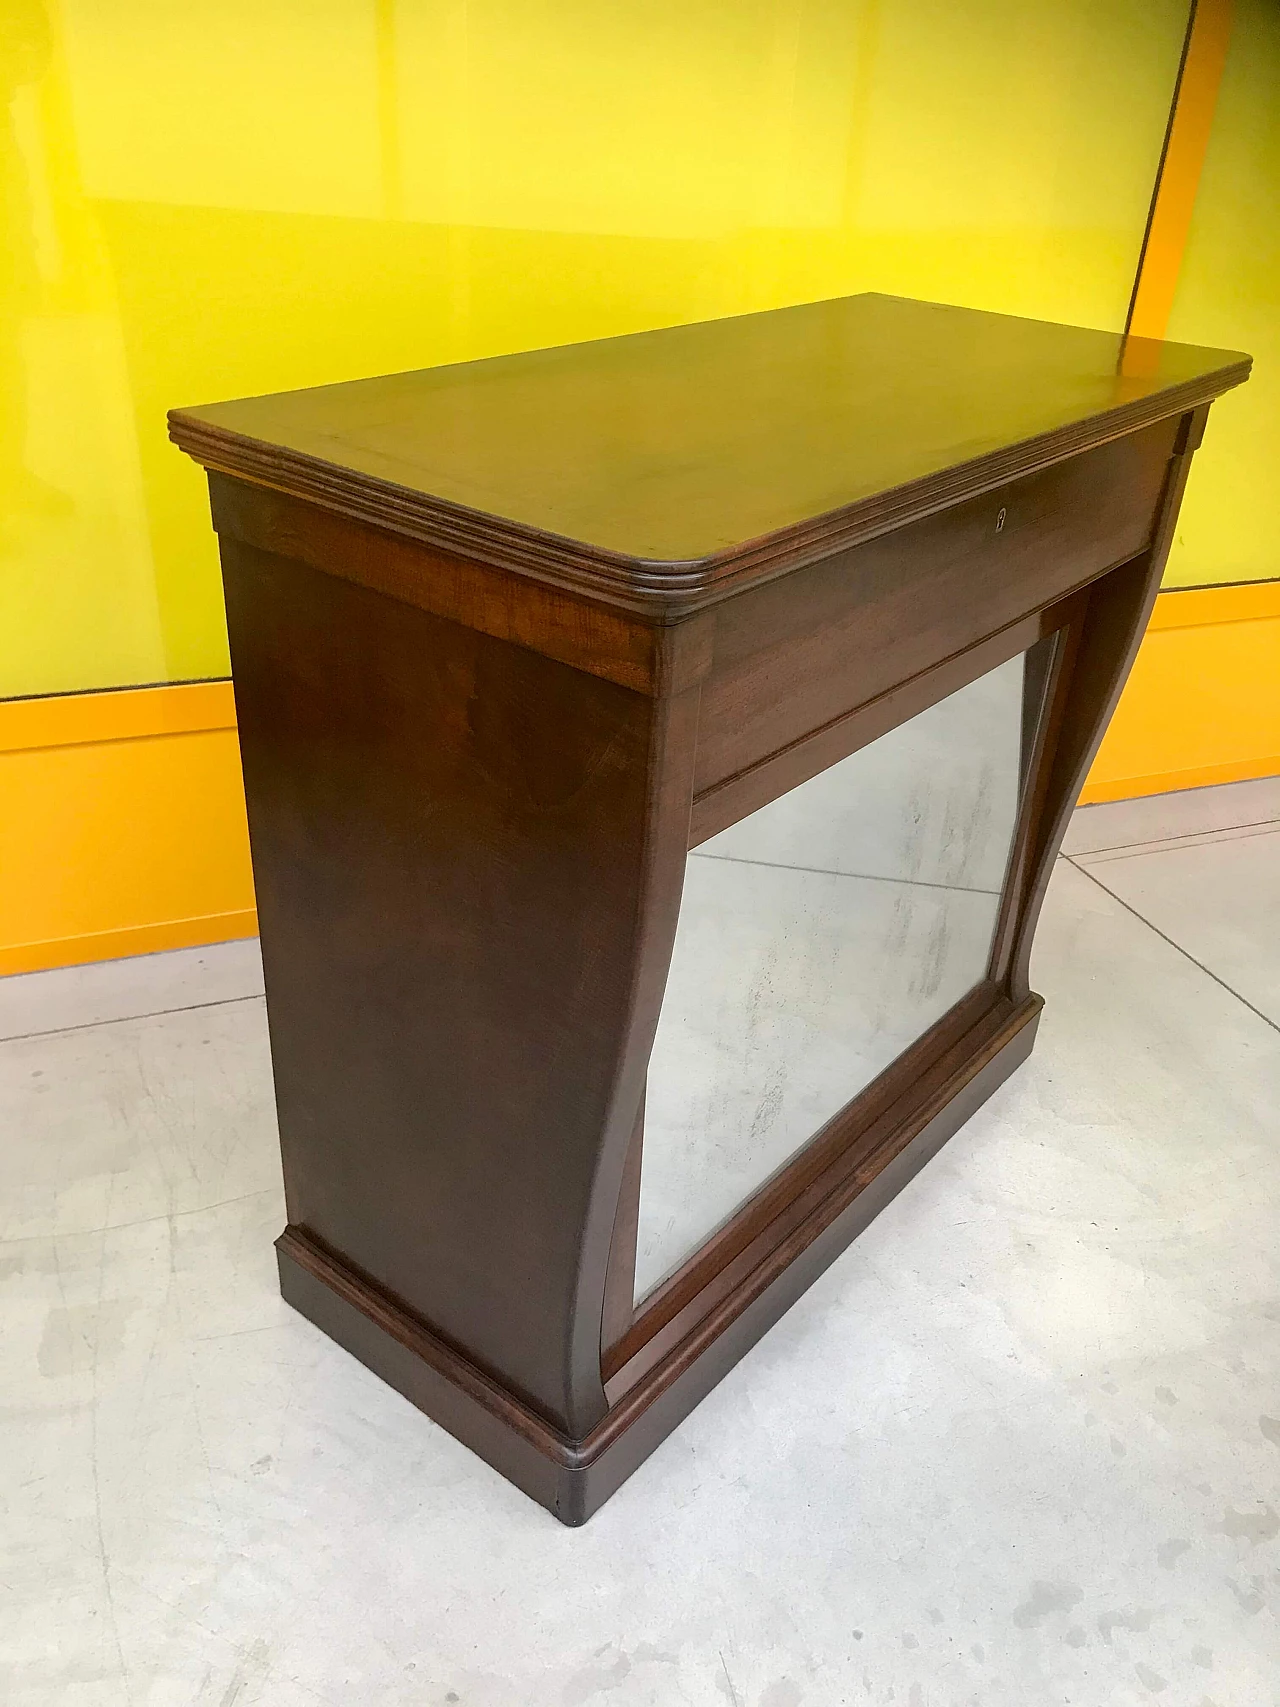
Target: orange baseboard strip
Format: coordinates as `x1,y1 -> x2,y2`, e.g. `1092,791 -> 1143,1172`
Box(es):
1081,579 -> 1280,804
0,679 -> 238,753
1145,577 -> 1280,630
0,910 -> 259,980
1081,754 -> 1280,807
0,681 -> 257,978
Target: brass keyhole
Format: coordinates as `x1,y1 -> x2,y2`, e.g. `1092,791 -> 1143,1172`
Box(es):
996,507 -> 1007,533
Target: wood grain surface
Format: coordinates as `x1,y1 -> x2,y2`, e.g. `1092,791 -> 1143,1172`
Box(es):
171,293 -> 1247,610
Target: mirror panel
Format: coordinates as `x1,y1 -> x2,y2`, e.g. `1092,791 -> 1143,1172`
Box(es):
634,651 -> 1028,1302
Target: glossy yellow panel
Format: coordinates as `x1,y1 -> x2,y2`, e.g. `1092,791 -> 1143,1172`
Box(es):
1163,0 -> 1280,588
2,0 -> 1187,696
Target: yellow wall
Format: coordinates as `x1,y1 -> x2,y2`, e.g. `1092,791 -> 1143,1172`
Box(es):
1162,0 -> 1280,588
3,0 -> 1277,978
4,0 -> 1187,697
4,580 -> 1274,979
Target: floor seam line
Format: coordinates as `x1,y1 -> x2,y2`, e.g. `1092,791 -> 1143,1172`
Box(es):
0,1188 -> 282,1247
1063,855 -> 1280,1037
0,991 -> 266,1046
1066,812 -> 1280,859
690,852 -> 1002,896
1073,822 -> 1280,865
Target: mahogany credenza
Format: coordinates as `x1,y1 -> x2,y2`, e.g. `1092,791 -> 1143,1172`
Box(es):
171,294 -> 1248,1523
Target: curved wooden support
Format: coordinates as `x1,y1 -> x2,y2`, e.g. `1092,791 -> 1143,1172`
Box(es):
219,510 -> 705,1440
563,629 -> 708,1428
1008,405 -> 1209,1001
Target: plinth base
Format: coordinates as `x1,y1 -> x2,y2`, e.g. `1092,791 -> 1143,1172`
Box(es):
278,995 -> 1041,1525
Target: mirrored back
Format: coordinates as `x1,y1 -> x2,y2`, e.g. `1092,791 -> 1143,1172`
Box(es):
634,650 -> 1028,1301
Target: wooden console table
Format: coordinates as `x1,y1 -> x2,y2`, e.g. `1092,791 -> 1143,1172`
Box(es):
171,295 -> 1248,1523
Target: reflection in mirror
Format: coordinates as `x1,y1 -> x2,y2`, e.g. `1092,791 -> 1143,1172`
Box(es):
634,651 -> 1029,1302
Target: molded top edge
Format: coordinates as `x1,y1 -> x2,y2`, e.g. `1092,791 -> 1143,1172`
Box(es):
169,293 -> 1249,601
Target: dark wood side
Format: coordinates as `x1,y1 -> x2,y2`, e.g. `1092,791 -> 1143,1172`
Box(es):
985,620 -> 1084,987
1007,404 -> 1210,999
220,526 -> 706,1437
601,1096 -> 645,1357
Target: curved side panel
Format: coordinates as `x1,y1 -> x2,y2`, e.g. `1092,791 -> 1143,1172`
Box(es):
220,516 -> 703,1437
1009,405 -> 1209,999
566,645 -> 706,1429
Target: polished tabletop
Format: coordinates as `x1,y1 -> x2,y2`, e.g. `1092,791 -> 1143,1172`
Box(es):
170,293 -> 1248,573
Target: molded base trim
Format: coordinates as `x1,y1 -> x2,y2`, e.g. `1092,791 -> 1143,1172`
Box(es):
277,995 -> 1042,1525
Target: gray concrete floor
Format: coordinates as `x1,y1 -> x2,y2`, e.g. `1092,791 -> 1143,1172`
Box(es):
3,779 -> 1279,1707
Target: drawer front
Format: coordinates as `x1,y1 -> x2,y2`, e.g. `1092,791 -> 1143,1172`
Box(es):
692,415 -> 1179,797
